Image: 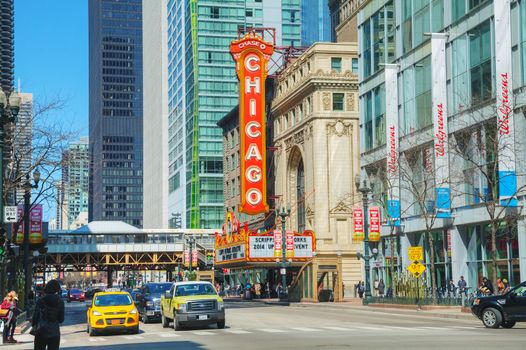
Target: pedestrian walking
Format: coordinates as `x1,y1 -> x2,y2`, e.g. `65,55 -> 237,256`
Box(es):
31,279 -> 65,350
379,279 -> 386,297
357,281 -> 365,299
373,279 -> 379,296
1,291 -> 21,343
457,276 -> 467,296
447,279 -> 456,297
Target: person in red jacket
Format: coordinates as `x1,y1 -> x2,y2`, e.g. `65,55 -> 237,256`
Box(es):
1,291 -> 20,343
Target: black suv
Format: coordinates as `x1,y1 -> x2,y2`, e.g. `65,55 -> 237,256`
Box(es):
135,283 -> 172,323
471,281 -> 526,328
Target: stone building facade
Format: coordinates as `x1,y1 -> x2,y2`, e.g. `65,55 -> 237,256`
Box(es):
272,42 -> 362,297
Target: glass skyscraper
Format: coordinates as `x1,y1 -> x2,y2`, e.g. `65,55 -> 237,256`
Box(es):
89,0 -> 143,227
301,0 -> 331,46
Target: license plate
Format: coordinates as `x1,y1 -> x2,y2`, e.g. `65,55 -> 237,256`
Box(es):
198,315 -> 208,320
146,311 -> 155,316
111,319 -> 120,325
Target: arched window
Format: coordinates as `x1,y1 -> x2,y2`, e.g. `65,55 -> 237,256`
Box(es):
297,159 -> 305,232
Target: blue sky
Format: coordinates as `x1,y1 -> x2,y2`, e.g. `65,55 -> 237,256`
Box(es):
15,0 -> 89,220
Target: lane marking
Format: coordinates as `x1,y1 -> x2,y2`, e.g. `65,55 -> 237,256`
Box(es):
322,326 -> 354,331
260,328 -> 286,333
417,327 -> 449,331
192,331 -> 217,336
89,337 -> 107,342
355,326 -> 383,331
291,327 -> 320,332
122,335 -> 144,340
160,333 -> 181,338
224,329 -> 252,334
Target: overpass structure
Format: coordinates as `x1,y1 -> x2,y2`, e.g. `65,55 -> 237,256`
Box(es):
35,221 -> 216,274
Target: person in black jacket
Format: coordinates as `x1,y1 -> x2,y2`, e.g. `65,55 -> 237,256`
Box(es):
32,280 -> 65,350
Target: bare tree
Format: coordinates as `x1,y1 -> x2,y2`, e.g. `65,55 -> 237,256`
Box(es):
3,95 -> 77,236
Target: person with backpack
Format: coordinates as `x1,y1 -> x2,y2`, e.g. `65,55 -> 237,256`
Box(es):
1,291 -> 21,343
31,280 -> 65,350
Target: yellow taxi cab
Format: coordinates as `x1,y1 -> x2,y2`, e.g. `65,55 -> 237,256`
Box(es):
86,291 -> 139,336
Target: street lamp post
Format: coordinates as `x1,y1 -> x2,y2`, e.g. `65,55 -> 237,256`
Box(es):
23,170 -> 40,310
278,207 -> 291,300
355,174 -> 378,304
186,235 -> 196,274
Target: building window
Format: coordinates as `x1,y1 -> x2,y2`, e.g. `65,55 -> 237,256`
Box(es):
414,56 -> 432,129
331,57 -> 342,72
363,91 -> 373,150
469,20 -> 493,105
246,9 -> 253,17
211,6 -> 219,19
352,58 -> 359,73
374,85 -> 386,147
332,93 -> 344,111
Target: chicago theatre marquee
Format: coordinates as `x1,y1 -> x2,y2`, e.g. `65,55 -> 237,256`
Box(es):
216,34 -> 362,301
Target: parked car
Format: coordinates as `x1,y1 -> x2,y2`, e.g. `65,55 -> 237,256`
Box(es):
61,289 -> 68,299
68,288 -> 85,302
160,281 -> 225,330
135,283 -> 172,323
471,281 -> 526,328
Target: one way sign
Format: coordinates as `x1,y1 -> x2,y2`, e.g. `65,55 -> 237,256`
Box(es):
3,206 -> 18,223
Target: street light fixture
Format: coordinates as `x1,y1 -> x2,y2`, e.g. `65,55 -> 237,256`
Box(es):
354,172 -> 377,304
277,206 -> 291,301
23,169 -> 40,310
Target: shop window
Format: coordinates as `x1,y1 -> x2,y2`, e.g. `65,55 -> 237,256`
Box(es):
332,93 -> 344,111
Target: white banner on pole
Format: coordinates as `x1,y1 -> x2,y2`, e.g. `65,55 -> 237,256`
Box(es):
431,33 -> 451,218
385,64 -> 400,225
494,0 -> 517,206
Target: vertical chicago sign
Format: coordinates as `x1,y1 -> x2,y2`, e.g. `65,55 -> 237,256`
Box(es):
230,33 -> 274,215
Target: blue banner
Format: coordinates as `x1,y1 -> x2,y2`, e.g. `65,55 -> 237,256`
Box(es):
498,170 -> 518,207
435,187 -> 451,218
387,199 -> 401,226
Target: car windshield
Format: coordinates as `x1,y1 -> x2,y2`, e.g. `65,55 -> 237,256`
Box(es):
148,284 -> 172,294
175,284 -> 217,296
94,294 -> 133,307
512,285 -> 526,296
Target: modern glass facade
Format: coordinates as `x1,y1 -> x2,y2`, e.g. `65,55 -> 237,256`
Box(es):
359,0 -> 526,289
301,0 -> 331,46
89,0 -> 143,227
166,0 -> 307,229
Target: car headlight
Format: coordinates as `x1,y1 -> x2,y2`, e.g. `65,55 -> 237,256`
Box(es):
129,308 -> 138,314
218,301 -> 224,311
473,299 -> 480,305
146,301 -> 154,307
92,310 -> 102,316
176,303 -> 187,312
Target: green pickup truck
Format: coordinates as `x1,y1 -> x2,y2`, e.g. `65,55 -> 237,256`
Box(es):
160,281 -> 225,330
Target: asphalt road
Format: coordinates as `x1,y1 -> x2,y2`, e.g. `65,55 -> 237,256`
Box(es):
10,301 -> 526,350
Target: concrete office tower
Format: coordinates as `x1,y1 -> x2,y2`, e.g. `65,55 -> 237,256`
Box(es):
0,0 -> 14,92
61,137 -> 89,230
12,93 -> 33,204
142,0 -> 169,229
89,0 -> 144,227
163,0 -> 306,229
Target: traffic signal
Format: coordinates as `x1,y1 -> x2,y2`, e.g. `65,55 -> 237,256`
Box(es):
0,235 -> 6,259
206,251 -> 214,265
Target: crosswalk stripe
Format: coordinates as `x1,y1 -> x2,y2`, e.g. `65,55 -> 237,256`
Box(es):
89,337 -> 107,342
224,329 -> 252,334
417,327 -> 447,331
292,327 -> 320,332
322,326 -> 353,331
192,331 -> 217,336
260,328 -> 286,333
122,335 -> 144,339
355,326 -> 383,331
160,333 -> 181,338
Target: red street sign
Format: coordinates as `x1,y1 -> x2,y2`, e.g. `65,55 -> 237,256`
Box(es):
286,231 -> 294,258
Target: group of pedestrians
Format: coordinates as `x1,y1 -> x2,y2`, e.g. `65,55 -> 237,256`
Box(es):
0,279 -> 64,350
217,280 -> 278,299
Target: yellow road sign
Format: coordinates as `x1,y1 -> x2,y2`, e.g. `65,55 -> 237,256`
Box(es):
408,246 -> 423,261
407,261 -> 426,277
